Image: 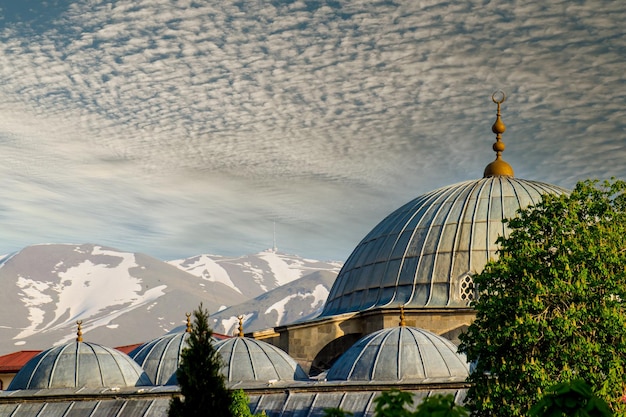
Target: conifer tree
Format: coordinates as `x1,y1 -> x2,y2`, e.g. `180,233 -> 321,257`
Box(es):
169,303 -> 233,417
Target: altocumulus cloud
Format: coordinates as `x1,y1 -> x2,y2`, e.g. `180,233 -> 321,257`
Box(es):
0,0 -> 624,260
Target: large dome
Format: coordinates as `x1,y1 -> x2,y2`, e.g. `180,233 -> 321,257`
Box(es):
321,176 -> 568,316
326,325 -> 469,382
8,341 -> 152,390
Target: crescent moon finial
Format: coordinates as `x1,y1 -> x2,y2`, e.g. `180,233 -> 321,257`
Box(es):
484,91 -> 514,178
491,90 -> 506,104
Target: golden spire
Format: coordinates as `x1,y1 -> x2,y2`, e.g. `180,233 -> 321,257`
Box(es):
483,91 -> 514,178
76,320 -> 83,342
399,305 -> 406,327
185,313 -> 192,333
237,315 -> 244,337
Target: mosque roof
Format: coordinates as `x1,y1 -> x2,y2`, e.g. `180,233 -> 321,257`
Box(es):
0,386 -> 468,417
129,332 -> 191,386
326,324 -> 469,382
130,313 -> 227,385
210,337 -> 308,385
165,316 -> 308,385
7,341 -> 152,390
321,93 -> 569,316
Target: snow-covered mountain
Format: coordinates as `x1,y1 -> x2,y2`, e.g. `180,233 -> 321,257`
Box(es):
168,250 -> 342,299
208,270 -> 338,336
0,244 -> 341,355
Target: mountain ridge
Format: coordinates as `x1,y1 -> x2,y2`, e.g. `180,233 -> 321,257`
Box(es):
0,243 -> 341,355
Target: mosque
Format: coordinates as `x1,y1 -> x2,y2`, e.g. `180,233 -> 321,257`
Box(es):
0,93 -> 569,416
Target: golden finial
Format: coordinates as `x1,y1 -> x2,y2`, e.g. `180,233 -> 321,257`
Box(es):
185,313 -> 192,333
399,305 -> 406,327
237,315 -> 244,337
76,320 -> 83,342
483,91 -> 514,178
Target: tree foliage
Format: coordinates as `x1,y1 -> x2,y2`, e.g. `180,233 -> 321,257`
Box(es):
374,389 -> 415,417
169,303 -> 233,417
230,389 -> 266,417
459,179 -> 626,416
325,390 -> 467,417
413,394 -> 469,417
529,379 -> 612,417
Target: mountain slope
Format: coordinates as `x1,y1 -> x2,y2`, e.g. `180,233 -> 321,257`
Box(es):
0,244 -> 245,354
0,244 -> 342,355
206,270 -> 339,335
168,249 -> 342,299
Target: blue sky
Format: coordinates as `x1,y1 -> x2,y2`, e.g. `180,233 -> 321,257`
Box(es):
0,0 -> 624,261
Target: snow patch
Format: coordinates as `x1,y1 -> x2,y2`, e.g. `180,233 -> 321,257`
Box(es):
264,285 -> 329,326
15,276 -> 53,338
14,246 -> 168,340
220,312 -> 254,336
220,316 -> 240,336
54,284 -> 167,345
168,255 -> 241,294
257,251 -> 302,286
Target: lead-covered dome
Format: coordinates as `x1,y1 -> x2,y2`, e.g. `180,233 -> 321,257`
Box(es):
8,341 -> 152,390
129,332 -> 191,386
326,326 -> 469,382
199,337 -> 308,384
322,176 -> 568,316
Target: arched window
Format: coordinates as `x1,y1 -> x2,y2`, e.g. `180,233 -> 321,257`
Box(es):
460,274 -> 475,302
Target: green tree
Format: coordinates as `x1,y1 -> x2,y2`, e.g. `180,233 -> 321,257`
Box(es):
529,379 -> 612,417
169,303 -> 233,417
459,179 -> 626,416
373,390 -> 415,417
413,394 -> 469,417
325,391 -> 468,417
230,389 -> 252,417
229,389 -> 266,417
322,408 -> 353,417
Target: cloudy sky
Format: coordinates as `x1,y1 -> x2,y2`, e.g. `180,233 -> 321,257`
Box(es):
0,0 -> 624,262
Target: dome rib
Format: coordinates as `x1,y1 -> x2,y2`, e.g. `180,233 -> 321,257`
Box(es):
420,331 -> 451,378
51,343 -> 72,388
384,185 -> 457,308
111,345 -> 146,387
408,328 -> 427,378
155,334 -> 180,384
368,328 -> 394,380
86,343 -> 105,388
129,332 -> 191,385
445,181 -> 479,304
25,346 -> 54,389
425,181 -> 477,306
398,185 -> 453,307
468,179 -> 490,277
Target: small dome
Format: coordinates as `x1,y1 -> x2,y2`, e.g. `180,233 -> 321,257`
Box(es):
321,176 -> 568,316
214,337 -> 309,383
326,326 -> 469,382
165,337 -> 308,385
129,332 -> 191,386
8,341 -> 152,390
